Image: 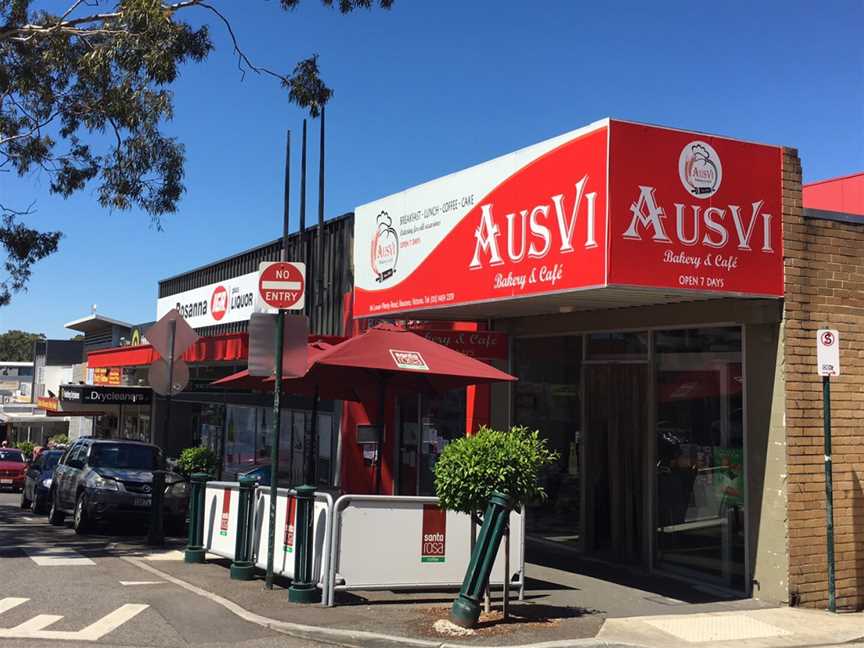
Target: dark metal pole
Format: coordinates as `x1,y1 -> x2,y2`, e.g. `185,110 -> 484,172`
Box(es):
300,119 -> 308,319
300,120 -> 307,240
266,129 -> 291,589
823,375 -> 836,612
148,320 -> 174,546
282,130 -> 291,261
306,385 -> 319,486
316,106 -> 325,315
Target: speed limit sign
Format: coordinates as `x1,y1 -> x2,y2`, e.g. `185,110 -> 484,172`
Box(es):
817,329 -> 840,377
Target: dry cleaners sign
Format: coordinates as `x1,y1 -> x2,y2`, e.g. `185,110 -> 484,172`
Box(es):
157,270 -> 275,329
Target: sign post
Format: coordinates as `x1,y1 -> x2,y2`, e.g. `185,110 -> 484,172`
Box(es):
144,309 -> 198,546
817,328 -> 840,612
258,260 -> 306,590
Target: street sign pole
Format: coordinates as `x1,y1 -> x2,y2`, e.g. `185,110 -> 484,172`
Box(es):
265,308 -> 284,589
823,374 -> 836,612
265,130 -> 290,590
816,327 -> 839,613
148,319 -> 175,546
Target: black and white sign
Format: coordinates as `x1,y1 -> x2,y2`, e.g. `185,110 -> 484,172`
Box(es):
60,385 -> 153,405
817,328 -> 840,377
156,270 -> 276,329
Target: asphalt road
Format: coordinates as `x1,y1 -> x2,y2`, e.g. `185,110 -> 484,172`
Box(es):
0,491 -> 324,648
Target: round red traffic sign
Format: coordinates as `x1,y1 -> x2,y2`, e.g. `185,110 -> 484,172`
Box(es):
258,262 -> 305,310
821,331 -> 835,346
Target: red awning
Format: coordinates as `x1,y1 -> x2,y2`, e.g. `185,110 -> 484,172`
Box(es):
88,333 -> 346,368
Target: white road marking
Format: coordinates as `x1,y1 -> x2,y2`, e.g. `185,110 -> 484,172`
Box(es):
23,547 -> 95,566
0,598 -> 148,641
119,580 -> 163,586
20,516 -> 35,522
11,614 -> 63,631
0,598 -> 28,615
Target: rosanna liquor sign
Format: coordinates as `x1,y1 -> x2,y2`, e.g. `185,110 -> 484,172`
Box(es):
353,119 -> 783,318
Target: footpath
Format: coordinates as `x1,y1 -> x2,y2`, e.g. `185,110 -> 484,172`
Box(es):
119,544 -> 864,648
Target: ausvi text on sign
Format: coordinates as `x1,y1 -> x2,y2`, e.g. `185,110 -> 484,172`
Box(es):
258,262 -> 306,311
817,329 -> 840,377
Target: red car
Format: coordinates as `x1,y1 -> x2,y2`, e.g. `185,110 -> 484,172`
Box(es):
0,449 -> 27,492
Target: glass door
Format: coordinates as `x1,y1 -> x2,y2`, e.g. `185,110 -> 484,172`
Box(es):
513,336 -> 582,548
654,327 -> 745,591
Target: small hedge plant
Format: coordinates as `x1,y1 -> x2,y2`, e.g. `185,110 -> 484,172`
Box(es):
434,425 -> 558,517
16,441 -> 34,459
176,446 -> 218,477
49,434 -> 68,446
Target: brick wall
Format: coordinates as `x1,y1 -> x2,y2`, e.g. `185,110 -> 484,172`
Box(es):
783,148 -> 864,610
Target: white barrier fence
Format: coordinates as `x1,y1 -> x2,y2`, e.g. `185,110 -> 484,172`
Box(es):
203,482 -> 242,560
326,495 -> 525,607
202,484 -> 526,609
252,488 -> 333,596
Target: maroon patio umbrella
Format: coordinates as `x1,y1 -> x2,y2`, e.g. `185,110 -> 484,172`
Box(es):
213,324 -> 516,492
211,340 -> 334,391
290,323 -> 516,492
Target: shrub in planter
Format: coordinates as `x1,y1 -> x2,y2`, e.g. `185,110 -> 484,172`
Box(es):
16,441 -> 34,460
49,434 -> 68,446
176,446 -> 218,477
434,425 -> 558,519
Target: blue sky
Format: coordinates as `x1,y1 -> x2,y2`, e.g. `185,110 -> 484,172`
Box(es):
2,0 -> 862,338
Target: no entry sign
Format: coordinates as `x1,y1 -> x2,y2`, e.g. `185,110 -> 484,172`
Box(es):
258,262 -> 305,310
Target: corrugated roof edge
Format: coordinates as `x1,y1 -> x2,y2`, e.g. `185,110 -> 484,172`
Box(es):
157,211 -> 354,285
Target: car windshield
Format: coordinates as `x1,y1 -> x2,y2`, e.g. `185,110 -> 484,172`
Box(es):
90,444 -> 157,470
0,450 -> 23,462
43,453 -> 61,470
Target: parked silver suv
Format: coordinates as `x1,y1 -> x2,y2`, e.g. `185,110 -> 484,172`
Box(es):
48,438 -> 187,535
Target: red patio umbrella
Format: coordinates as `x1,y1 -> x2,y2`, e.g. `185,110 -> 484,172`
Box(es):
211,340 -> 334,391
212,324 -> 516,492
288,323 -> 516,492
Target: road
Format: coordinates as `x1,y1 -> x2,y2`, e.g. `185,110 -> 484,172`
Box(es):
0,492 -> 324,648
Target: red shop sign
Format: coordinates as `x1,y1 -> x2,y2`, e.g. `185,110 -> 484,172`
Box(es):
352,119 -> 783,318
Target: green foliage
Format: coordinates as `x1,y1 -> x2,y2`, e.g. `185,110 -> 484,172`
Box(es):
177,446 -> 218,476
49,434 -> 68,446
434,426 -> 558,516
15,441 -> 34,459
0,329 -> 44,361
0,0 -> 393,305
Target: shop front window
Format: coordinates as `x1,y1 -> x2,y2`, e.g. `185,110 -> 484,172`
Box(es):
655,326 -> 745,591
513,336 -> 582,547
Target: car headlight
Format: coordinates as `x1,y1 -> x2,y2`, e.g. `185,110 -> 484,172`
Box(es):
41,478 -> 52,489
92,475 -> 119,491
165,481 -> 189,498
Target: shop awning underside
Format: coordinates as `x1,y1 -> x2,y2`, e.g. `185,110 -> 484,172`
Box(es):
366,286 -> 781,321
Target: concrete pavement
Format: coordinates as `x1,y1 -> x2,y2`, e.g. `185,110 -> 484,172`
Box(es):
2,490 -> 863,648
0,492 -> 326,648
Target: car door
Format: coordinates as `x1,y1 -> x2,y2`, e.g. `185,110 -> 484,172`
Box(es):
52,443 -> 73,507
26,456 -> 42,500
59,443 -> 84,509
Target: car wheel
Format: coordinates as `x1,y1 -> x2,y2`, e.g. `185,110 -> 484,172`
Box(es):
73,492 -> 91,535
48,491 -> 66,526
20,488 -> 31,509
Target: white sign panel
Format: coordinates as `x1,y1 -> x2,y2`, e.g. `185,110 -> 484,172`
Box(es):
156,270 -> 275,329
817,329 -> 840,377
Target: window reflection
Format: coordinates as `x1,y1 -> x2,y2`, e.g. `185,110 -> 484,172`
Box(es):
655,327 -> 744,591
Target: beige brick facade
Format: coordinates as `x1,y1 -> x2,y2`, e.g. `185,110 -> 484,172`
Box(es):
783,148 -> 864,610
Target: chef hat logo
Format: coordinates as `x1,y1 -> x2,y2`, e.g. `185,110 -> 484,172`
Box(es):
690,143 -> 711,162
377,210 -> 392,229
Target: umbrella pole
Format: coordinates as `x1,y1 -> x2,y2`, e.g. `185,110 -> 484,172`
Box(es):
375,378 -> 386,495
307,385 -> 319,486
